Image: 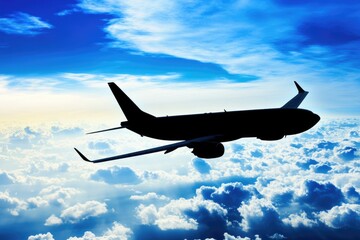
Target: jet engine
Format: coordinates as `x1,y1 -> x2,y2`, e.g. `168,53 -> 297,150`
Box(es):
257,133 -> 284,141
191,142 -> 225,158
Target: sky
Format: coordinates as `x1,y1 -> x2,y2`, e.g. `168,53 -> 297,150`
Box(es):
0,0 -> 359,240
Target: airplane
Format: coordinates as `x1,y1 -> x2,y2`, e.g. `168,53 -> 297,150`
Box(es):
74,81 -> 320,163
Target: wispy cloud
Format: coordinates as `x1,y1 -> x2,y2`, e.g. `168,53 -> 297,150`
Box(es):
0,12 -> 52,35
76,0 -> 360,80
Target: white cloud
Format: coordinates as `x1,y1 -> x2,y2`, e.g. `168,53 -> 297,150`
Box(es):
130,192 -> 169,201
44,214 -> 63,226
137,196 -> 227,230
0,191 -> 27,216
317,204 -> 360,229
238,197 -> 280,232
60,200 -> 108,223
0,12 -> 52,35
67,222 -> 132,240
27,232 -> 55,240
77,0 -> 295,76
282,212 -> 317,228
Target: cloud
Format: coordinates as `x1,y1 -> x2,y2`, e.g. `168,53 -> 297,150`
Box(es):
198,182 -> 256,210
44,215 -> 63,226
1,117 -> 360,239
224,233 -> 261,240
0,191 -> 27,216
337,146 -> 358,161
0,12 -> 52,35
317,204 -> 360,229
137,197 -> 227,231
238,197 -> 282,234
67,222 -> 132,240
91,166 -> 142,185
299,180 -> 344,211
60,200 -> 108,224
0,171 -> 14,184
312,163 -> 332,174
345,187 -> 360,204
27,232 -> 54,240
282,211 -> 317,228
192,158 -> 211,174
296,159 -> 318,170
27,186 -> 80,208
130,192 -> 169,201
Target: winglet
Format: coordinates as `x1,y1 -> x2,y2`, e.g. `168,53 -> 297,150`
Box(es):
294,81 -> 305,93
74,148 -> 93,163
281,81 -> 309,109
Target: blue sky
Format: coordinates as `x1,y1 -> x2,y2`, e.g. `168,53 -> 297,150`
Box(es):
0,1 -> 360,240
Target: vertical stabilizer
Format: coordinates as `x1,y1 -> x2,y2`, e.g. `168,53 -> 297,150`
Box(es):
108,82 -> 155,122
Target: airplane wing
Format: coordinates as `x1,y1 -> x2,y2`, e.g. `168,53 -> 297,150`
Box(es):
281,81 -> 309,109
74,135 -> 221,163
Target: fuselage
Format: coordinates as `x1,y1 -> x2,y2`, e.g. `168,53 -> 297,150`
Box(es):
122,108 -> 320,142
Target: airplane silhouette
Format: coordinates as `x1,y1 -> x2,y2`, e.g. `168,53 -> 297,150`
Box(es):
75,81 -> 320,163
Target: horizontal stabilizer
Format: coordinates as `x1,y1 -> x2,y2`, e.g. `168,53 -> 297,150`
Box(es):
74,135 -> 221,163
87,126 -> 124,135
281,81 -> 309,109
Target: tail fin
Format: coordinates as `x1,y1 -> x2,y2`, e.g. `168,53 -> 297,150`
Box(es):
108,82 -> 155,122
281,81 -> 309,109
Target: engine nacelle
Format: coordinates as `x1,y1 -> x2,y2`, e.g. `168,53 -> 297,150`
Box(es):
257,133 -> 284,141
192,142 -> 225,159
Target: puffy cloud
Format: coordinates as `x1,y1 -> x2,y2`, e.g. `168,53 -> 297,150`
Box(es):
60,201 -> 107,224
282,211 -> 317,228
238,198 -> 282,233
91,166 -> 142,185
51,126 -> 83,137
224,233 -> 261,240
317,141 -> 338,150
312,163 -> 332,174
317,204 -> 360,229
337,146 -> 357,161
296,159 -> 318,170
269,233 -> 285,240
350,131 -> 359,138
130,192 -> 169,201
0,191 -> 27,216
198,182 -> 256,210
0,12 -> 52,35
250,150 -> 263,158
0,171 -> 14,184
27,232 -> 54,240
67,222 -> 132,240
299,180 -> 344,211
44,215 -> 63,226
192,158 -> 211,174
27,186 -> 80,208
345,187 -> 360,204
137,197 -> 227,231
